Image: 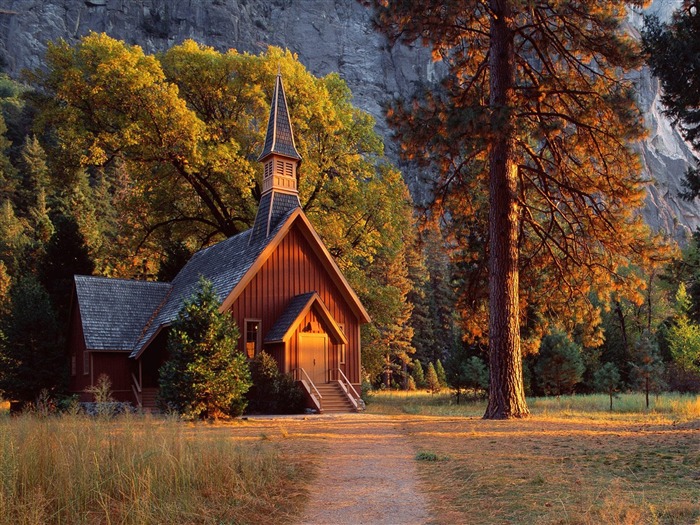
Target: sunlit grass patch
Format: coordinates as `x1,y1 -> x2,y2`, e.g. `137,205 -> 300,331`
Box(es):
366,390 -> 486,417
399,409 -> 700,524
369,390 -> 700,422
0,413 -> 310,525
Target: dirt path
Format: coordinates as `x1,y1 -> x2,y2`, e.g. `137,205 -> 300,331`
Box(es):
296,414 -> 431,525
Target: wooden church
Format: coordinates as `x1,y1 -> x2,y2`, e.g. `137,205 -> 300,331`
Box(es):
67,75 -> 370,413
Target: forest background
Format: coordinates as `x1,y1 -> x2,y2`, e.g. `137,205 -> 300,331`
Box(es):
1,2 -> 700,407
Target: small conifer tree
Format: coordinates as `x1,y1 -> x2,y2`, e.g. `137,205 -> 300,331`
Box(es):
425,362 -> 441,394
630,332 -> 666,409
159,277 -> 251,419
594,363 -> 621,411
412,359 -> 425,389
407,375 -> 417,391
435,359 -> 448,388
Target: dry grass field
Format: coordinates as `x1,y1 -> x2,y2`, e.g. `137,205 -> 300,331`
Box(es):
1,393 -> 698,524
370,391 -> 700,525
0,412 -> 314,525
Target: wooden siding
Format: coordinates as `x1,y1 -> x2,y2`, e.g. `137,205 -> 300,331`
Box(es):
67,299 -> 138,403
67,301 -> 91,400
91,353 -> 135,403
230,222 -> 361,383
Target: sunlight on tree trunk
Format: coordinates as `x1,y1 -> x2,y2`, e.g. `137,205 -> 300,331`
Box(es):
484,0 -> 528,419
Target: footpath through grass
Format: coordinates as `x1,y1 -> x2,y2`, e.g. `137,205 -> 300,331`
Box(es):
369,391 -> 700,525
0,411 -> 310,525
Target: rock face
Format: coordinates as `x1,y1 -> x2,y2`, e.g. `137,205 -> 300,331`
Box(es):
0,0 -> 697,237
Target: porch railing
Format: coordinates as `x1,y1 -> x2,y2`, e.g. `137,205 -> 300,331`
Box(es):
131,373 -> 142,408
333,368 -> 364,411
292,368 -> 322,412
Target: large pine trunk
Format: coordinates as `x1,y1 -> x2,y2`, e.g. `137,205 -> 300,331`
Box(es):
484,0 -> 529,419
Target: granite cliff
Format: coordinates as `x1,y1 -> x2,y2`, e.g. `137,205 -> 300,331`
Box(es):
0,0 -> 696,237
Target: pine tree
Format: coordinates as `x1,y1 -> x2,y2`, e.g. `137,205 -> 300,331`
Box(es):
425,362 -> 441,394
17,135 -> 50,213
39,214 -> 94,324
435,359 -> 448,389
158,278 -> 251,419
0,200 -> 28,275
666,283 -> 700,375
364,0 -> 662,419
534,331 -> 585,397
630,332 -> 666,409
446,348 -> 489,403
594,363 -> 621,411
0,276 -> 64,403
411,359 -> 425,389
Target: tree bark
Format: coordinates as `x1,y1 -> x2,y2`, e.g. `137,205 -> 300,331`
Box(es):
484,0 -> 529,419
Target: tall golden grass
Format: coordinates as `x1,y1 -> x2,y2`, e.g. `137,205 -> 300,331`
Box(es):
0,412 -> 306,525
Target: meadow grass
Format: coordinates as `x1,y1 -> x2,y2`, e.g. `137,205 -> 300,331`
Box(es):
368,389 -> 700,421
0,411 -> 309,525
370,391 -> 700,525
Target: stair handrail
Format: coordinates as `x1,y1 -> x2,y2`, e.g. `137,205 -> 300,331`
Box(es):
131,385 -> 142,408
131,373 -> 142,407
334,368 -> 363,411
293,368 -> 323,412
131,373 -> 142,393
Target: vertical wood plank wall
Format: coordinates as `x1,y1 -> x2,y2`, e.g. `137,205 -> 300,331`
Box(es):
229,223 -> 361,384
67,302 -> 90,399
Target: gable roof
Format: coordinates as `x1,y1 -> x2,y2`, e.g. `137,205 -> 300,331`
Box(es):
258,74 -> 302,162
74,276 -> 171,351
130,207 -> 296,358
220,208 -> 372,325
265,292 -> 348,345
131,207 -> 369,358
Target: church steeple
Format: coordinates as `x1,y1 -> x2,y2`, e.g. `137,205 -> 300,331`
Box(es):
249,74 -> 302,245
258,73 -> 302,196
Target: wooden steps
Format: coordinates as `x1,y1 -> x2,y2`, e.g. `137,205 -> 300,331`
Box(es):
315,382 -> 356,413
140,388 -> 159,412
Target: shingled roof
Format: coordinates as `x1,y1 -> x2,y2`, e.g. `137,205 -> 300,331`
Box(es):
265,291 -> 348,345
129,206 -> 298,358
74,276 -> 171,351
257,74 -> 302,162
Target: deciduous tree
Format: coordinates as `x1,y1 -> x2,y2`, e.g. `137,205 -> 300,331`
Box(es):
363,0 -> 662,418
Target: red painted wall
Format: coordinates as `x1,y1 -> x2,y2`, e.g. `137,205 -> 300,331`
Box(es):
229,222 -> 362,383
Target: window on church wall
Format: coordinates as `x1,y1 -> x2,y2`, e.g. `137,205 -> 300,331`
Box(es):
245,319 -> 261,359
83,350 -> 90,375
71,355 -> 76,376
275,161 -> 284,175
264,162 -> 272,178
285,162 -> 293,177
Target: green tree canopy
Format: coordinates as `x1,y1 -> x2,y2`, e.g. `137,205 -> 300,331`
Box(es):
158,278 -> 251,419
32,35 -> 418,373
0,276 -> 64,403
666,283 -> 700,375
